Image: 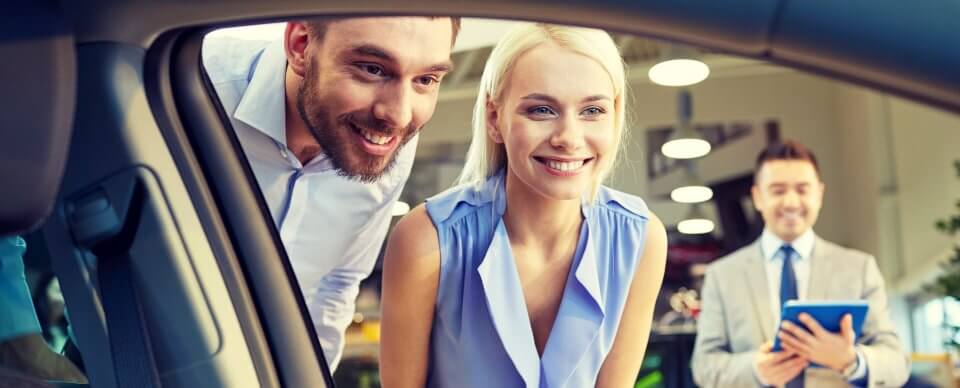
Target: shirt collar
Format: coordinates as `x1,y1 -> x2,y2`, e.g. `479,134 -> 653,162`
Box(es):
761,227 -> 815,261
233,39 -> 288,146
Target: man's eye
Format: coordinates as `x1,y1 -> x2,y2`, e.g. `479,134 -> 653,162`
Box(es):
416,76 -> 439,86
357,63 -> 385,76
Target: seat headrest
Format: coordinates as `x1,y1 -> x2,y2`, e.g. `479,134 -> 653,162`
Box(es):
0,1 -> 75,235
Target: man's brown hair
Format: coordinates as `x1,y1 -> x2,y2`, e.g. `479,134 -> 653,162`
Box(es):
754,139 -> 821,181
304,16 -> 462,46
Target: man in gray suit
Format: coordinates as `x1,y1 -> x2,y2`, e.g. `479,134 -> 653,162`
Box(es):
691,140 -> 909,388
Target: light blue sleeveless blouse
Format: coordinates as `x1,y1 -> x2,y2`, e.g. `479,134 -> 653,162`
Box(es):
424,172 -> 650,388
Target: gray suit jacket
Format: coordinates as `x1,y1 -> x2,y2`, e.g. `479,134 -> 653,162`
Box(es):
691,237 -> 910,388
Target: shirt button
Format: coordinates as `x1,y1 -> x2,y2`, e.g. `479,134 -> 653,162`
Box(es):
280,148 -> 289,159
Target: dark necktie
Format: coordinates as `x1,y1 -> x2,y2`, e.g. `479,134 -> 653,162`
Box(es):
780,245 -> 804,388
780,245 -> 798,305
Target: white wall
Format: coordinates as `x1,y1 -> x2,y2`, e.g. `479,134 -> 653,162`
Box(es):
833,85 -> 904,277
887,97 -> 960,291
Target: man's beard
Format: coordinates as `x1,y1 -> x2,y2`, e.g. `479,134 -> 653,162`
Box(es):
296,63 -> 418,183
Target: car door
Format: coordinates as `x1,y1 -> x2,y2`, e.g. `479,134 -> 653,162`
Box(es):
4,1 -> 958,388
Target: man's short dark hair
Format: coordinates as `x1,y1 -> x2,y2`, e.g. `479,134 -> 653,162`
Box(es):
304,16 -> 462,46
754,140 -> 821,181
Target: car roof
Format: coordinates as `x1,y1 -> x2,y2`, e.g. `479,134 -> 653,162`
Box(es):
62,0 -> 960,112
3,0 -> 958,231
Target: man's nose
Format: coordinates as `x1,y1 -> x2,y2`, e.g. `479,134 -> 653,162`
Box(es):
372,84 -> 413,130
782,190 -> 801,207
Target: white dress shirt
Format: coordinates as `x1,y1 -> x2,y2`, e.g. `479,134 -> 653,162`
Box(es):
202,37 -> 418,369
760,228 -> 867,382
760,228 -> 814,324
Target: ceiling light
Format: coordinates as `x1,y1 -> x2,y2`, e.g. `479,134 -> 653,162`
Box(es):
678,218 -> 715,235
662,137 -> 711,159
661,89 -> 711,159
391,201 -> 411,217
648,45 -> 710,87
670,161 -> 713,204
649,59 -> 710,86
671,185 -> 714,203
678,204 -> 715,235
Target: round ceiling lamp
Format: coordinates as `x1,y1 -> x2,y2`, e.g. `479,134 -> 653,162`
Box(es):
662,136 -> 711,160
661,89 -> 711,159
678,218 -> 715,235
678,204 -> 715,235
649,59 -> 710,86
670,160 -> 713,204
671,185 -> 714,203
648,45 -> 710,87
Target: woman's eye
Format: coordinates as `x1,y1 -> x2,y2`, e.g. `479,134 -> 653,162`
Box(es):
528,106 -> 556,116
582,106 -> 606,116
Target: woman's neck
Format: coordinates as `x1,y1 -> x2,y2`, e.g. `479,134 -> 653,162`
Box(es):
501,169 -> 584,251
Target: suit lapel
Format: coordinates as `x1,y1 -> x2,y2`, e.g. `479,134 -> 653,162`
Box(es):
744,241 -> 775,341
807,237 -> 834,300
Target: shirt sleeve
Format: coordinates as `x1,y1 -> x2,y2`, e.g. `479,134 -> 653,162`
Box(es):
308,210 -> 393,370
848,348 -> 868,386
0,235 -> 42,341
307,137 -> 417,370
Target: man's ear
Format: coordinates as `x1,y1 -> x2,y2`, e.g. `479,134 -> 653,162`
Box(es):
750,184 -> 762,210
284,22 -> 310,77
486,98 -> 504,144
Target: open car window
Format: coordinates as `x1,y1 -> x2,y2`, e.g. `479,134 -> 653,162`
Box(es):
3,2 -> 958,387
194,17 -> 959,387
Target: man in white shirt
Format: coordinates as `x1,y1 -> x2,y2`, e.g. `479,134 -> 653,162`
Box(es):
202,17 -> 459,369
691,140 -> 909,387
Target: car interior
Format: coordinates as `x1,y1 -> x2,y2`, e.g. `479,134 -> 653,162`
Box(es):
2,0 -> 959,387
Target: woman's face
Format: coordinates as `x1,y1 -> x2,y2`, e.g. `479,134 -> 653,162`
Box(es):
491,42 -> 617,201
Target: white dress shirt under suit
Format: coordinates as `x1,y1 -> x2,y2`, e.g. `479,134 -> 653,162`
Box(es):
202,37 -> 418,369
692,227 -> 909,387
758,228 -> 867,383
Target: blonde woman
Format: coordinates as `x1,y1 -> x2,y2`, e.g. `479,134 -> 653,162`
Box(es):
380,23 -> 667,388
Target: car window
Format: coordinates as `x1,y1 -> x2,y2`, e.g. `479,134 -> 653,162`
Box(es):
199,17 -> 960,387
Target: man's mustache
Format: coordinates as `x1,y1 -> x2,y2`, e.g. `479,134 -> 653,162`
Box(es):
342,113 -> 416,138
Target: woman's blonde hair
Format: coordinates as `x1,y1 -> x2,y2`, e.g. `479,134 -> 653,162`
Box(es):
456,23 -> 628,201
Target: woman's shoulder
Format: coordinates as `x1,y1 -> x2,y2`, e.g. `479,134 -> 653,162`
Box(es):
591,186 -> 665,255
388,205 -> 441,261
592,186 -> 651,220
425,181 -> 497,225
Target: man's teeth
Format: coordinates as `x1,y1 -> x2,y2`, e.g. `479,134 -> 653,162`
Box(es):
545,159 -> 585,172
360,129 -> 393,145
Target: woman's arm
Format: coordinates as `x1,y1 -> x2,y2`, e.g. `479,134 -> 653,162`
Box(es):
379,205 -> 442,388
595,214 -> 668,387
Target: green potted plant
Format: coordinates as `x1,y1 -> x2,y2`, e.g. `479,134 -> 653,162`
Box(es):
924,160 -> 960,353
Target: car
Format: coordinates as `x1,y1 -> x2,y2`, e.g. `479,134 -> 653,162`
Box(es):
1,0 -> 958,387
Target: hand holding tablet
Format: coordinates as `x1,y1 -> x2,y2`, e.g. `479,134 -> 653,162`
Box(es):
773,300 -> 868,370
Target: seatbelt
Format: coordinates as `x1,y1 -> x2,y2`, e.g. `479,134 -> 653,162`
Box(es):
94,251 -> 162,388
69,180 -> 162,388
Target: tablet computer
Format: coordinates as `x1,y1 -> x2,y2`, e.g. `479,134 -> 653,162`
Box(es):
772,300 -> 869,354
